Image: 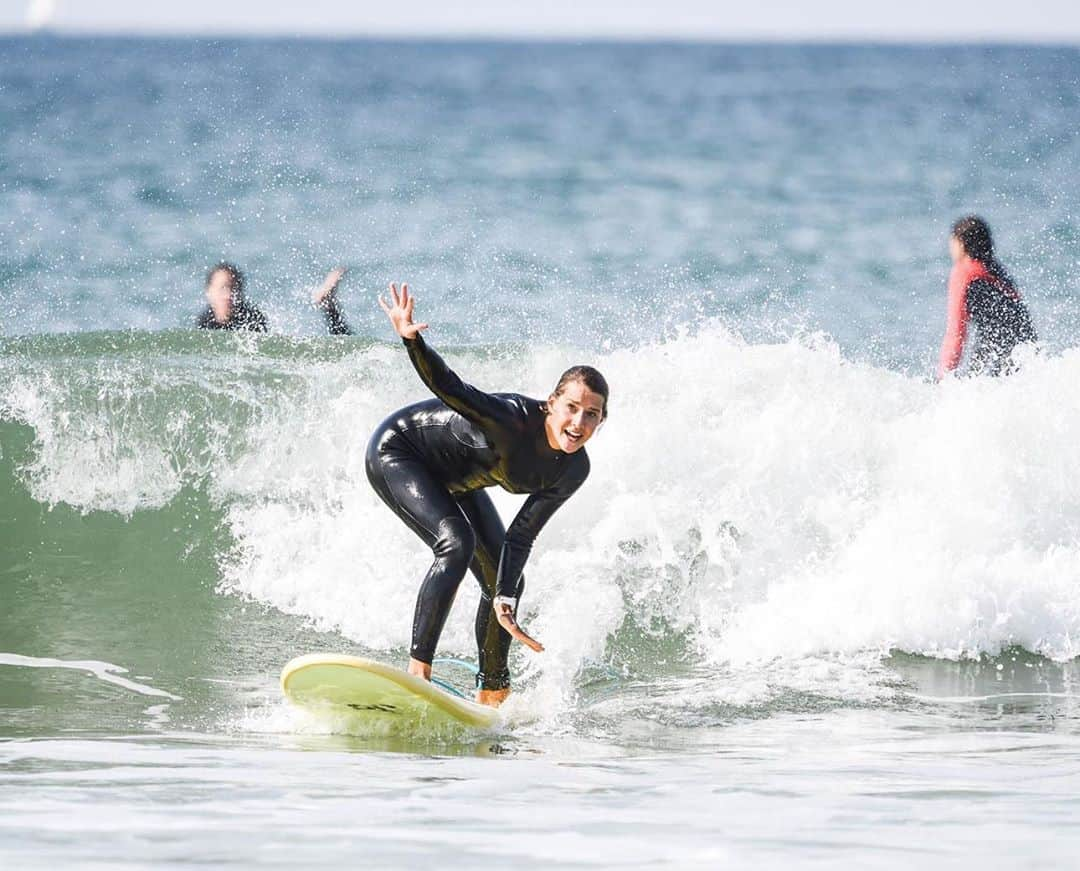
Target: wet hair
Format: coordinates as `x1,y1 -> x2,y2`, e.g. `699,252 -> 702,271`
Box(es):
205,261 -> 246,299
951,215 -> 1012,283
951,215 -> 995,262
549,365 -> 610,420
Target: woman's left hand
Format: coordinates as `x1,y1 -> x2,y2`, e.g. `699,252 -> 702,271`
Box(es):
495,603 -> 544,653
377,282 -> 428,339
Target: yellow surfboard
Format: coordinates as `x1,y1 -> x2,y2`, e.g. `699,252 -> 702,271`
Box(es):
280,653 -> 501,730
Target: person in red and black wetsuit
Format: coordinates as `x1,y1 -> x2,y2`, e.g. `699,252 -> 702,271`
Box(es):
367,283 -> 608,707
937,216 -> 1037,379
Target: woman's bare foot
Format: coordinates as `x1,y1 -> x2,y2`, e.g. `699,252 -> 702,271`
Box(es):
476,687 -> 510,707
407,658 -> 432,680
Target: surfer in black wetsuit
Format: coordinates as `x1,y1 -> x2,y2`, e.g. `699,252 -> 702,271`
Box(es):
367,283 -> 608,707
196,262 -> 353,334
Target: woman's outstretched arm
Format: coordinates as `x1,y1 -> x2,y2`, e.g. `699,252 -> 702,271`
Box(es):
378,282 -> 512,425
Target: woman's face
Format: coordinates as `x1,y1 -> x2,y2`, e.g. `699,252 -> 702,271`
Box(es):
544,380 -> 605,453
949,235 -> 965,264
205,269 -> 236,323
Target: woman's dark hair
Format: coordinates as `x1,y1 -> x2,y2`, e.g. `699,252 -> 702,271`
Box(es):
206,262 -> 246,299
951,215 -> 1014,285
951,215 -> 995,263
550,365 -> 610,420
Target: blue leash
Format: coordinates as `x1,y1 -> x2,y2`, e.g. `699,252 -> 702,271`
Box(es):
433,657 -> 480,674
430,677 -> 466,698
430,657 -> 480,699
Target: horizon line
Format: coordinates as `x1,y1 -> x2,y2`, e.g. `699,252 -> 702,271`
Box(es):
4,28 -> 1080,47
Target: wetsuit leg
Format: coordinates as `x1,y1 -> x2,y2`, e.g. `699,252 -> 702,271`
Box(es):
456,489 -> 523,691
365,438 -> 475,665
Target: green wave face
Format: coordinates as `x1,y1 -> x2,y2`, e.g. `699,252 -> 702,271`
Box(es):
0,331 -> 391,737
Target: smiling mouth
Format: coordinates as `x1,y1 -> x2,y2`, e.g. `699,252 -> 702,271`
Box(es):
564,429 -> 583,444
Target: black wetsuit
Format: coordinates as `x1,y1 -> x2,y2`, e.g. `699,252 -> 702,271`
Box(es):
195,302 -> 268,332
195,301 -> 352,335
365,335 -> 590,690
965,277 -> 1037,375
320,299 -> 352,336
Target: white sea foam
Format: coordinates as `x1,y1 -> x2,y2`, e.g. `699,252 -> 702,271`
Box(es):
0,653 -> 181,700
212,329 -> 1080,699
5,329 -> 1080,703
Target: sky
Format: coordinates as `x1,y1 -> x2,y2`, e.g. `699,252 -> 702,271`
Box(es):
1,0 -> 1079,42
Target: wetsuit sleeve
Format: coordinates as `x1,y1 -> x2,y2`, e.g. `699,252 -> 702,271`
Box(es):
495,459 -> 590,599
319,299 -> 352,335
403,334 -> 512,425
938,267 -> 969,378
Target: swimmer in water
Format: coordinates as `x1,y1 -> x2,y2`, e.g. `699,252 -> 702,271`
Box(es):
937,216 -> 1037,379
196,262 -> 353,334
367,283 -> 608,707
196,262 -> 267,332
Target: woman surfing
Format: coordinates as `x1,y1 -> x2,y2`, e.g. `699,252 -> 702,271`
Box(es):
367,283 -> 609,707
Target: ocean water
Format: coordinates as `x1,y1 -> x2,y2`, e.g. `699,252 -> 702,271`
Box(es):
2,37 -> 1080,868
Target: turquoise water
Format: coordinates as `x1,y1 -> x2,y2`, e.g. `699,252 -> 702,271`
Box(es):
3,38 -> 1080,868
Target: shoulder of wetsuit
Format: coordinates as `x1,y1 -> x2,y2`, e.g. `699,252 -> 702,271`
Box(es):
234,303 -> 269,332
965,277 -> 995,297
494,392 -> 540,415
963,278 -> 998,314
967,278 -> 1037,341
471,392 -> 540,432
195,307 -> 220,329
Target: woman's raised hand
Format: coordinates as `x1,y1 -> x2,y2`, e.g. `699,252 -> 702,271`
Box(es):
312,266 -> 346,306
378,282 -> 429,339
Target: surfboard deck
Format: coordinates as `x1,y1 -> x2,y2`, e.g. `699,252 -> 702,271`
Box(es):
280,653 -> 500,730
